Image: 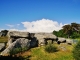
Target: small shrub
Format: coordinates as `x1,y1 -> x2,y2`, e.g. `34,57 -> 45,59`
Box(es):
21,47 -> 28,52
45,44 -> 58,53
9,48 -> 22,55
72,41 -> 80,60
9,47 -> 28,55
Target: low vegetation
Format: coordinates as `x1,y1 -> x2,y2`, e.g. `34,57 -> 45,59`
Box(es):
0,36 -> 8,43
9,47 -> 28,56
3,42 -> 74,60
30,43 -> 74,60
72,41 -> 80,60
45,44 -> 58,53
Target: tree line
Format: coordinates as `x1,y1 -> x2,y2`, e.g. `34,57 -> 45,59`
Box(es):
0,30 -> 8,37
53,23 -> 80,39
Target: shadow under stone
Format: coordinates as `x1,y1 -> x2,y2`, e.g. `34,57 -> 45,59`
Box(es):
0,55 -> 22,60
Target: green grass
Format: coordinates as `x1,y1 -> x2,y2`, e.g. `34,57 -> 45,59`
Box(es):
30,43 -> 74,60
0,36 -> 8,43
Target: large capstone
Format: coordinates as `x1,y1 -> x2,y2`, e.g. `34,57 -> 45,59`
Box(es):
34,33 -> 57,46
7,31 -> 29,46
8,31 -> 29,38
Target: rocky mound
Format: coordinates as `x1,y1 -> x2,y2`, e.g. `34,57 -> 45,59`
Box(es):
0,31 -> 57,55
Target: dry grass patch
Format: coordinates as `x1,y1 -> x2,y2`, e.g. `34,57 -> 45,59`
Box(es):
0,36 -> 8,43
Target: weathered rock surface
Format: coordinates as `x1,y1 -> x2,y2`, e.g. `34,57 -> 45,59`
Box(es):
7,31 -> 29,46
0,31 -> 58,55
66,39 -> 73,45
58,38 -> 66,42
57,37 -> 66,44
34,33 -> 57,46
7,31 -> 29,37
44,33 -> 57,39
57,37 -> 74,45
0,43 -> 5,51
34,33 -> 46,45
0,38 -> 30,55
35,33 -> 57,39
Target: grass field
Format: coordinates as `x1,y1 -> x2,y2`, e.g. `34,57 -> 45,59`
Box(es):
21,43 -> 75,60
0,36 -> 8,43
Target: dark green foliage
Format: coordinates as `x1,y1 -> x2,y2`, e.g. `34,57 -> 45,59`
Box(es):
45,44 -> 58,53
53,23 -> 80,39
72,41 -> 80,60
53,29 -> 67,38
21,47 -> 28,52
1,30 -> 8,36
9,48 -> 22,55
71,32 -> 80,39
9,47 -> 28,55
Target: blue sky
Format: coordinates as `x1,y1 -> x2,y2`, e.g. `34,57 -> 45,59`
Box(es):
0,0 -> 80,32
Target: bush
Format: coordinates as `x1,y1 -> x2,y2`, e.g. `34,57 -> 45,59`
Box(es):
9,47 -> 28,55
21,47 -> 28,52
71,32 -> 80,39
45,44 -> 58,53
9,48 -> 22,55
72,41 -> 80,60
53,29 -> 68,38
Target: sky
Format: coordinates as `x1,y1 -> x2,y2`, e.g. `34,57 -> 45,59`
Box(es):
0,0 -> 80,33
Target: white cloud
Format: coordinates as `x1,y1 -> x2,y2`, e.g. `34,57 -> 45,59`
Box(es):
21,18 -> 64,33
6,24 -> 14,28
3,19 -> 65,33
